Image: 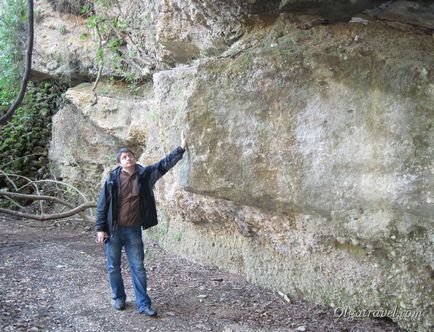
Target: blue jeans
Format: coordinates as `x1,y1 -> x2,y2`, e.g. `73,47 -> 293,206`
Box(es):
105,225 -> 151,311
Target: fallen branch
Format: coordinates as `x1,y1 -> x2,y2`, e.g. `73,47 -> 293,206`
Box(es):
0,202 -> 96,221
20,179 -> 91,202
1,194 -> 26,209
0,169 -> 96,222
0,169 -> 43,212
0,191 -> 78,209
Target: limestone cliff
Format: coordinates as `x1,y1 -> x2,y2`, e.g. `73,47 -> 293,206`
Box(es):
43,0 -> 433,330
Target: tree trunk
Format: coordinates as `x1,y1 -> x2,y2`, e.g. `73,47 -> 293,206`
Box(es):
0,0 -> 34,125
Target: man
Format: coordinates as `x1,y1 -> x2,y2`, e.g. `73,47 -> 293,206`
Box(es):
96,131 -> 187,316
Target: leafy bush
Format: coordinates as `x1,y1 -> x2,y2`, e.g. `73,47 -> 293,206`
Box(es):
0,81 -> 67,193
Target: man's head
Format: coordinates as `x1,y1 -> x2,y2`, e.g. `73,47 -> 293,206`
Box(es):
116,147 -> 136,169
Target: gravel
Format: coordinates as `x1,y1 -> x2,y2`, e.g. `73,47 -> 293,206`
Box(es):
0,213 -> 403,331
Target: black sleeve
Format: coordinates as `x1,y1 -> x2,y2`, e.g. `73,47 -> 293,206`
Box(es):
148,146 -> 185,187
95,178 -> 110,232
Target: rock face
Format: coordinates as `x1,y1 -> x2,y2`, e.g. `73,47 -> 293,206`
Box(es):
49,82 -> 158,193
149,18 -> 433,331
32,0 -> 95,85
33,0 -> 434,81
46,1 -> 434,331
33,0 -> 255,81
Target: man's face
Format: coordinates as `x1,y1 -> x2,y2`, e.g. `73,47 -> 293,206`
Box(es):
119,152 -> 136,169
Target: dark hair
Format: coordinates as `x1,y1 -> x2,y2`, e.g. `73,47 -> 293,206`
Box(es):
116,147 -> 136,163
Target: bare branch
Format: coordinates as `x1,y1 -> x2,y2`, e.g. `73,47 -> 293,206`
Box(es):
0,191 -> 75,209
0,170 -> 19,191
91,64 -> 103,106
0,202 -> 96,221
1,195 -> 26,209
91,11 -> 104,106
20,179 -> 91,202
0,170 -> 95,222
0,170 -> 44,212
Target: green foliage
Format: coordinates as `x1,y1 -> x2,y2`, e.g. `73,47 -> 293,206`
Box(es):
96,47 -> 104,65
0,0 -> 27,111
108,37 -> 123,52
0,81 -> 67,193
82,0 -> 143,82
86,14 -> 97,29
59,25 -> 68,35
173,232 -> 182,242
80,3 -> 92,16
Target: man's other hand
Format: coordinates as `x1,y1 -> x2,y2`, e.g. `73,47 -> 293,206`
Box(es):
97,231 -> 108,244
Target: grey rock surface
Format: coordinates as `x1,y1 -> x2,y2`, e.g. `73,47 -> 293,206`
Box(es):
33,0 -> 434,83
48,81 -> 155,192
45,3 -> 434,332
150,17 -> 434,331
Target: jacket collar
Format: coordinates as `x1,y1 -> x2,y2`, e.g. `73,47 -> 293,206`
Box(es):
112,164 -> 145,177
135,164 -> 145,175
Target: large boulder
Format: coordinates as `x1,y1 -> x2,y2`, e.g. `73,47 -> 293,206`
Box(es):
148,17 -> 434,331
48,81 -> 158,194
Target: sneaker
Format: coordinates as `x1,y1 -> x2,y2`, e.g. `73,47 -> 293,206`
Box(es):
113,299 -> 126,311
138,306 -> 157,317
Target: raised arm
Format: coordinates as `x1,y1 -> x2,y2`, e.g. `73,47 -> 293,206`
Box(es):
148,131 -> 188,186
148,146 -> 185,187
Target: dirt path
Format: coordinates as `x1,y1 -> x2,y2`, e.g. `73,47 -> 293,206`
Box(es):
0,213 -> 403,332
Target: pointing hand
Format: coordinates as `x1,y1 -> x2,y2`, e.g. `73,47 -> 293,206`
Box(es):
181,130 -> 188,150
